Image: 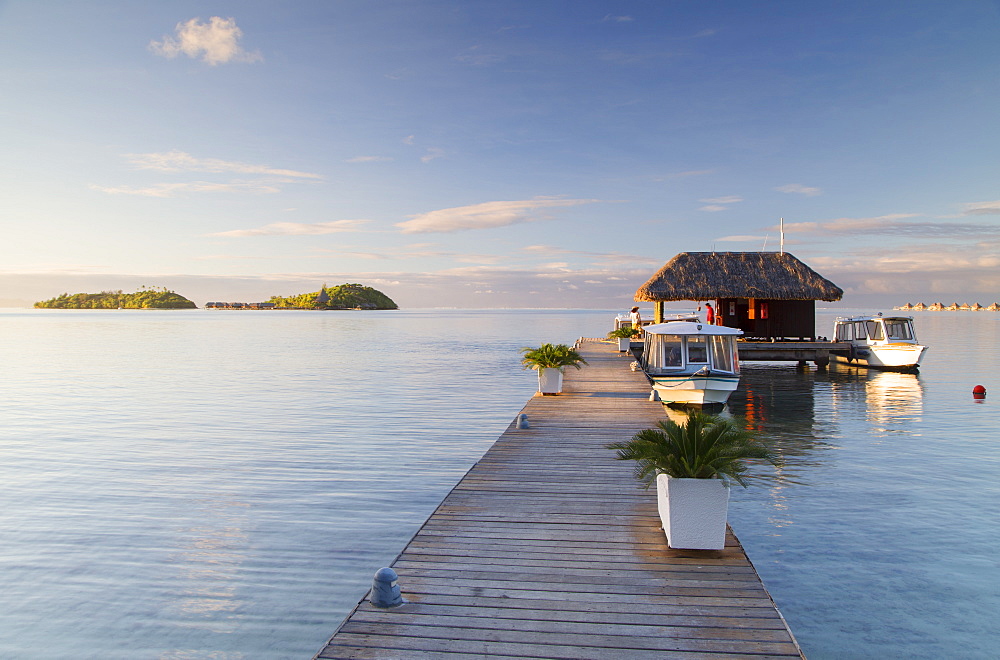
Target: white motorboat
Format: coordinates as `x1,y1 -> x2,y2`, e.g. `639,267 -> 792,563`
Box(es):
832,314 -> 927,371
640,321 -> 742,407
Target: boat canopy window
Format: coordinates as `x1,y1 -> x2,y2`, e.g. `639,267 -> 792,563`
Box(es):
885,319 -> 914,341
710,335 -> 739,374
642,334 -> 684,372
866,321 -> 884,340
687,336 -> 708,364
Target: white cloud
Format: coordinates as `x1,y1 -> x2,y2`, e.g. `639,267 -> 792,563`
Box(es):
718,235 -> 767,242
603,15 -> 634,22
775,183 -> 821,196
93,152 -> 322,197
125,151 -> 321,179
209,220 -> 369,237
963,200 -> 1000,215
521,244 -> 572,255
345,156 -> 393,163
150,16 -> 261,66
698,195 -> 742,212
421,148 -> 445,163
650,169 -> 714,181
520,244 -> 659,267
91,181 -> 281,197
456,47 -> 505,66
397,198 -> 600,234
776,214 -> 1000,238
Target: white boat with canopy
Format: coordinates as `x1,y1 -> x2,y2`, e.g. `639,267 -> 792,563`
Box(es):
640,321 -> 743,407
832,314 -> 927,371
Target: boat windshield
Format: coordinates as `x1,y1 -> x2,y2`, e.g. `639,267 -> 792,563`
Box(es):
710,335 -> 739,374
885,319 -> 915,341
688,336 -> 708,364
866,320 -> 885,341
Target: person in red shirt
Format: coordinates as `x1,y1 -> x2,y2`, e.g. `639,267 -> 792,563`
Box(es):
705,302 -> 715,324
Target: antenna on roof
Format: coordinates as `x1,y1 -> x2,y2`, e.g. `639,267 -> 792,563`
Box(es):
761,234 -> 769,251
779,218 -> 785,254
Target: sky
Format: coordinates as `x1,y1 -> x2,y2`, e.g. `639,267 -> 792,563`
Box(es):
2,0 -> 1000,309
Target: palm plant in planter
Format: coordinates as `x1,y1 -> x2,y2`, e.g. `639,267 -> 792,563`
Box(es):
607,411 -> 778,549
520,343 -> 588,394
606,326 -> 641,352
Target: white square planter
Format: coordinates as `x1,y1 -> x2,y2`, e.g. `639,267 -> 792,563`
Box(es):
656,474 -> 730,550
617,337 -> 631,352
537,368 -> 564,394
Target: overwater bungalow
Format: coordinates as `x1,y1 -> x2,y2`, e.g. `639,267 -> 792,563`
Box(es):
913,302 -> 928,310
928,302 -> 944,310
988,303 -> 1000,311
635,251 -> 843,341
946,302 -> 961,311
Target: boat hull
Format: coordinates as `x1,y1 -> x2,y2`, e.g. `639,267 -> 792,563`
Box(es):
650,373 -> 740,406
832,343 -> 927,371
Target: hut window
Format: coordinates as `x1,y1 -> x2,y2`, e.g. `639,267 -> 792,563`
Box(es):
687,336 -> 708,363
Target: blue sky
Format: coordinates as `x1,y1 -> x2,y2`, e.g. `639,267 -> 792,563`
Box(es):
2,0 -> 999,308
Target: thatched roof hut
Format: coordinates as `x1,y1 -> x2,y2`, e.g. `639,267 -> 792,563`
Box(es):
635,252 -> 843,302
635,252 -> 842,340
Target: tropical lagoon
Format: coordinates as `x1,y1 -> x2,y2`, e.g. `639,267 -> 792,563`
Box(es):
0,307 -> 997,659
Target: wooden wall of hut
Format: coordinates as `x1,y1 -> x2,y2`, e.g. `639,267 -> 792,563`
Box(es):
717,298 -> 817,340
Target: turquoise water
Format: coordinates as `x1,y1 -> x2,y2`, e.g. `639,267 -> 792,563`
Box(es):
0,308 -> 997,658
729,310 -> 1000,659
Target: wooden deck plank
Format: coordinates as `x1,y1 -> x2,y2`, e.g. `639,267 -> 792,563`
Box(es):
315,340 -> 801,659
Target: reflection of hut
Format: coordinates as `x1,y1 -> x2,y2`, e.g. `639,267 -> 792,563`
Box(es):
635,252 -> 843,340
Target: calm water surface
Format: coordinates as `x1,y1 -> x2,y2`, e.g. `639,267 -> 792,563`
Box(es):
1,308 -> 997,658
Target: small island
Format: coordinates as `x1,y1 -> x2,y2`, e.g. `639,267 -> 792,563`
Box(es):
34,287 -> 197,309
267,283 -> 398,310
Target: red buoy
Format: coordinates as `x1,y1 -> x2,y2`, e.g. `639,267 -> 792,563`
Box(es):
973,385 -> 986,400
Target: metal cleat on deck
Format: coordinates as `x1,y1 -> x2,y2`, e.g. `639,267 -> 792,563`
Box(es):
369,567 -> 404,608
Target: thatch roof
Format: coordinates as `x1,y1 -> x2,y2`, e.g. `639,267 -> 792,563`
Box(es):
635,252 -> 843,302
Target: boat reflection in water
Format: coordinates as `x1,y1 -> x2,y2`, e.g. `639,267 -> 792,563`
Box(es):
830,364 -> 924,436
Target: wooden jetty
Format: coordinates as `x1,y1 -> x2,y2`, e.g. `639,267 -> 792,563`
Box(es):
315,339 -> 802,659
737,340 -> 847,368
